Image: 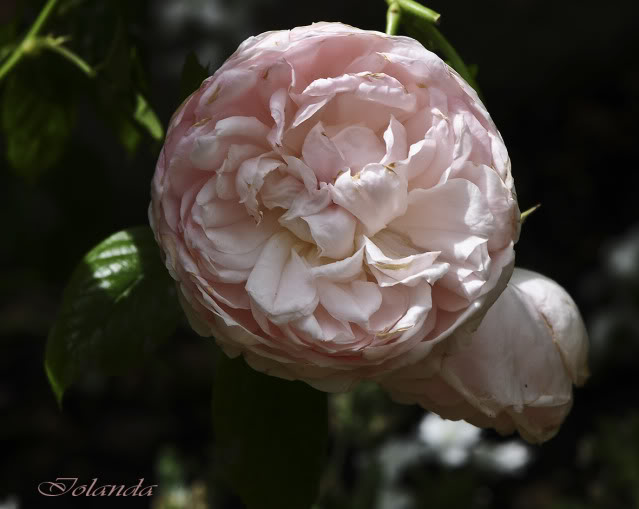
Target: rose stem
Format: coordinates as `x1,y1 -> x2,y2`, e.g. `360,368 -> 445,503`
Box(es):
386,2 -> 402,35
0,0 -> 59,81
385,0 -> 441,25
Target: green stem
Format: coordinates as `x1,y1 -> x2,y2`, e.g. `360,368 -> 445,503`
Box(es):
0,0 -> 59,81
385,0 -> 440,25
410,19 -> 482,96
386,2 -> 402,35
44,37 -> 95,77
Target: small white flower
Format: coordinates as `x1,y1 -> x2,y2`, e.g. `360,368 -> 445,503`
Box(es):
418,413 -> 481,467
475,440 -> 531,473
0,496 -> 19,509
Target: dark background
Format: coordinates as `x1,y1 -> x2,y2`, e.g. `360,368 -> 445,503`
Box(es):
2,0 -> 639,508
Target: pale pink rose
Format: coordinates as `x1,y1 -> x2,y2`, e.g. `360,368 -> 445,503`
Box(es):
382,268 -> 589,443
149,22 -> 520,391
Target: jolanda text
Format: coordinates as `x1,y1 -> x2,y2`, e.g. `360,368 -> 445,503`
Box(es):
38,478 -> 157,497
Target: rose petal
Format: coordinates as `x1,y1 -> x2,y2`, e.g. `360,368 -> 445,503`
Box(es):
260,173 -> 305,210
236,155 -> 282,220
245,231 -> 319,323
331,164 -> 408,236
362,235 -> 449,287
331,125 -> 385,172
389,179 -> 495,251
302,121 -> 348,183
509,269 -> 590,386
380,115 -> 408,166
317,279 -> 382,324
303,205 -> 357,259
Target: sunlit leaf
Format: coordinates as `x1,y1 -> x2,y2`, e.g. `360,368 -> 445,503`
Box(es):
212,354 -> 328,509
45,227 -> 182,405
133,92 -> 163,140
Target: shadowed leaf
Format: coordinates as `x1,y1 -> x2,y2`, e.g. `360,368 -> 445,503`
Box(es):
1,70 -> 75,178
179,51 -> 209,103
212,354 -> 328,509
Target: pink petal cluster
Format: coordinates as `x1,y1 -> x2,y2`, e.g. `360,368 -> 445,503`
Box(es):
383,268 -> 589,443
150,23 -> 587,441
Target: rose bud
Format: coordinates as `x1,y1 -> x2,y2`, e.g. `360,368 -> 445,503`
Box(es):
382,269 -> 589,443
149,22 -> 519,392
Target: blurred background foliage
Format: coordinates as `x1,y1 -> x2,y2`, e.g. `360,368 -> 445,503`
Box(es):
1,0 -> 639,507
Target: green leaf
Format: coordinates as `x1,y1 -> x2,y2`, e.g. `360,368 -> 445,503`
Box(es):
133,92 -> 163,140
179,51 -> 209,103
115,115 -> 142,156
1,70 -> 75,178
45,227 -> 182,406
212,354 -> 328,509
94,21 -> 160,151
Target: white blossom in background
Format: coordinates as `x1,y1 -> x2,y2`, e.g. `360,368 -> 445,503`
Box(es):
375,439 -> 426,509
474,440 -> 531,473
418,412 -> 481,467
0,496 -> 19,509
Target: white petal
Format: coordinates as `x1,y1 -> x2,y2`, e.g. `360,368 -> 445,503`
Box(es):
403,119 -> 451,187
293,308 -> 355,344
190,117 -> 270,170
362,236 -> 449,287
302,121 -> 348,183
450,162 -> 519,250
235,155 -> 282,220
366,286 -> 409,333
204,210 -> 279,254
245,232 -> 319,323
331,125 -> 385,172
260,173 -> 305,210
267,87 -> 290,148
330,164 -> 408,236
318,279 -> 382,324
389,179 -> 495,251
301,72 -> 417,112
219,144 -> 265,174
380,115 -> 408,166
282,154 -> 319,191
280,186 -> 331,222
291,95 -> 332,128
310,245 -> 365,282
192,192 -> 248,229
304,205 -> 357,259
509,269 -> 589,386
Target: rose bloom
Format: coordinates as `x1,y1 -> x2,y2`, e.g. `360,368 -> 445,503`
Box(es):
150,23 -> 587,441
383,268 -> 589,442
